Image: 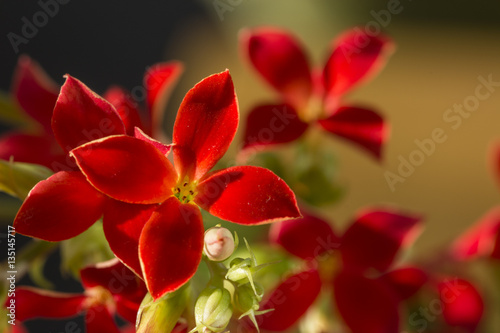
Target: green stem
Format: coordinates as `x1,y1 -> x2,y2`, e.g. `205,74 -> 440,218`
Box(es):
203,257 -> 228,288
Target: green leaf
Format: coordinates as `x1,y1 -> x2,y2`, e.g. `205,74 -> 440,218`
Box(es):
60,221 -> 114,279
28,255 -> 54,289
137,283 -> 190,333
0,159 -> 53,199
0,91 -> 30,126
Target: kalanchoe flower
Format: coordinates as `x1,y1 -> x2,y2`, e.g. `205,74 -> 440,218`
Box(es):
251,207 -> 424,333
239,27 -> 393,160
451,206 -> 500,261
7,259 -> 147,333
0,56 -> 64,169
0,56 -> 181,171
15,70 -> 300,301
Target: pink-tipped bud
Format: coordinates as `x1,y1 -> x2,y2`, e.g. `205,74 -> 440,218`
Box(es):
204,226 -> 235,262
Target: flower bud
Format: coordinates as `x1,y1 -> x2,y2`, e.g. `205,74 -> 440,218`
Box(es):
226,257 -> 253,283
204,226 -> 235,262
235,283 -> 264,314
193,286 -> 233,333
234,283 -> 272,333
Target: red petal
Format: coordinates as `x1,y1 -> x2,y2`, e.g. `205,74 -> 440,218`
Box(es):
80,258 -> 147,301
86,305 -> 121,333
0,132 -> 61,169
323,29 -> 394,105
134,127 -> 172,155
241,28 -> 313,110
103,200 -> 156,277
144,62 -> 183,136
451,206 -> 500,260
334,271 -> 399,333
241,103 -> 309,153
104,86 -> 144,136
12,56 -> 59,133
318,105 -> 387,160
10,287 -> 86,321
172,70 -> 238,181
257,269 -> 321,331
195,166 -> 300,225
489,141 -> 500,188
14,171 -> 106,241
114,294 -> 142,324
139,197 -> 204,300
52,75 -> 126,152
340,208 -> 422,272
438,278 -> 484,332
269,210 -> 339,260
71,135 -> 177,204
379,266 -> 428,301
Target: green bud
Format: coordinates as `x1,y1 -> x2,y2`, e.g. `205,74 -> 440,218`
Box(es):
234,283 -> 272,333
235,283 -> 263,313
192,286 -> 233,333
226,240 -> 273,296
226,257 -> 253,283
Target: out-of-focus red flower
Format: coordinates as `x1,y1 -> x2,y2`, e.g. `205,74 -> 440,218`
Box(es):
240,27 -> 393,160
251,207 -> 423,333
451,206 -> 500,261
7,259 -> 147,333
0,56 -> 182,171
0,56 -> 63,168
15,70 -> 300,301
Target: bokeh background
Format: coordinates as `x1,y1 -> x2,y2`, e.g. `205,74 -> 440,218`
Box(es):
1,0 -> 500,331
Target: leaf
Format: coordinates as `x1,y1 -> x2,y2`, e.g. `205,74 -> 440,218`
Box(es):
0,91 -> 30,126
0,159 -> 53,199
136,283 -> 189,333
60,221 -> 115,279
28,255 -> 54,289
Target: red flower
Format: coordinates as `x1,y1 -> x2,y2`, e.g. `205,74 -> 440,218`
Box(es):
15,70 -> 300,300
451,206 -> 500,261
0,56 -> 63,168
240,27 -> 393,160
7,259 -> 147,333
252,207 -> 423,332
253,208 -> 484,333
0,56 -> 181,171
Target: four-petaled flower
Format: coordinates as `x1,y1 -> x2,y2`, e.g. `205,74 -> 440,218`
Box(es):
239,27 -> 393,160
14,70 -> 300,300
251,208 -> 484,333
252,207 -> 425,332
7,259 -> 147,333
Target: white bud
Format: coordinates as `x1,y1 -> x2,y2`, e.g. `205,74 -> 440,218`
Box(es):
204,227 -> 235,261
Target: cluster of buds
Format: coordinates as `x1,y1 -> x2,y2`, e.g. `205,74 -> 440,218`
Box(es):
189,226 -> 272,332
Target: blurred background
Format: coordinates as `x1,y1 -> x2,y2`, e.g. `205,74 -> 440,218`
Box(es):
1,0 -> 500,330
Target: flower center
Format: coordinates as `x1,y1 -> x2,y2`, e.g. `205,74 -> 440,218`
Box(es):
84,286 -> 114,310
317,250 -> 340,284
174,177 -> 198,204
299,94 -> 324,123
